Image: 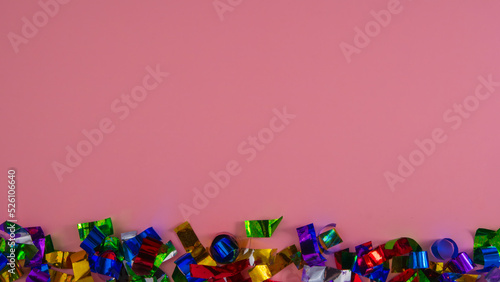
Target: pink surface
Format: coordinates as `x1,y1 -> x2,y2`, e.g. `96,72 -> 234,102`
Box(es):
1,1 -> 500,280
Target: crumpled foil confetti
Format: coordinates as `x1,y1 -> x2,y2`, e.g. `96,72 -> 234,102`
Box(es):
1,218 -> 497,282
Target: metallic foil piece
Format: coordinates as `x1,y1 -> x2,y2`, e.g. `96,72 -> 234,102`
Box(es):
172,266 -> 188,282
431,238 -> 458,261
0,238 -> 5,253
485,267 -> 500,282
174,222 -> 215,266
151,240 -> 178,275
77,218 -> 114,241
72,260 -> 91,281
174,253 -> 205,282
88,254 -> 122,280
49,269 -> 76,282
71,251 -> 91,281
24,227 -> 45,267
159,240 -> 177,262
408,251 -> 429,269
80,226 -> 106,255
302,265 -> 326,282
334,270 -> 352,282
266,245 -> 303,276
301,266 -> 350,282
384,238 -> 420,259
209,233 -> 240,264
473,228 -> 500,250
389,269 -> 416,282
0,255 -> 6,271
334,248 -> 356,270
448,252 -> 475,274
297,224 -> 326,267
121,231 -> 137,241
391,256 -> 409,273
0,221 -> 32,245
237,248 -> 277,266
0,260 -> 23,282
318,224 -> 342,255
248,265 -> 271,282
244,216 -> 283,238
100,237 -> 121,255
44,235 -> 55,254
45,251 -> 73,269
26,268 -> 50,282
475,246 -> 500,268
190,259 -> 249,279
455,275 -> 479,282
123,227 -> 162,262
14,243 -> 38,261
428,261 -> 444,274
132,237 -> 163,276
363,246 -> 386,269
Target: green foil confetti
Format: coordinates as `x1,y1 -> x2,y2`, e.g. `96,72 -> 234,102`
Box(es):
172,266 -> 188,282
100,236 -> 123,261
15,243 -> 38,261
44,235 -> 55,254
151,241 -> 177,275
391,256 -> 409,273
77,218 -> 114,241
0,238 -> 5,253
244,216 -> 283,238
318,228 -> 343,250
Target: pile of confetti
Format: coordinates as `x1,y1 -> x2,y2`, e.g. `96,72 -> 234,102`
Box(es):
1,217 -> 500,282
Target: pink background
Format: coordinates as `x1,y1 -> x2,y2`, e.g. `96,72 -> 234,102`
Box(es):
2,1 -> 500,280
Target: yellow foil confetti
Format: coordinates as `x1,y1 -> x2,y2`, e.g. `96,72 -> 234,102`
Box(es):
456,275 -> 479,282
248,264 -> 272,282
174,222 -> 216,266
70,251 -> 91,281
49,269 -> 75,282
268,245 -> 302,275
45,251 -> 73,269
429,261 -> 445,274
237,248 -> 277,266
